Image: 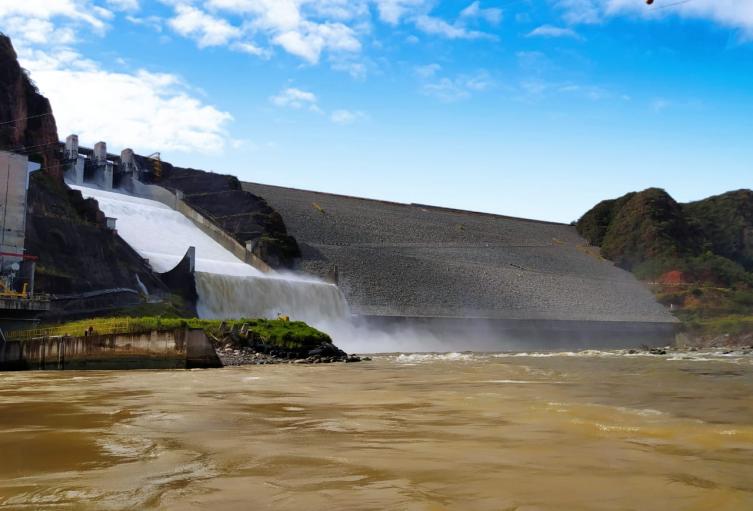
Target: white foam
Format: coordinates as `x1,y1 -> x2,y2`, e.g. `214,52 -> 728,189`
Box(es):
395,353 -> 476,363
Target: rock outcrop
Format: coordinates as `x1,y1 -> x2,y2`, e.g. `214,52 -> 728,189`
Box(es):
0,34 -> 166,306
154,164 -> 300,268
0,34 -> 59,176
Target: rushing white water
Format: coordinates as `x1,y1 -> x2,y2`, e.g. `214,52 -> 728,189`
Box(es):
71,185 -> 350,327
195,272 -> 349,325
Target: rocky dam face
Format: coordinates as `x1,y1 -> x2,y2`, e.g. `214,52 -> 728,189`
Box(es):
242,182 -> 675,324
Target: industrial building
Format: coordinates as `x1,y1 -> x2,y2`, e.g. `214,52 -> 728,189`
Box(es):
0,151 -> 49,327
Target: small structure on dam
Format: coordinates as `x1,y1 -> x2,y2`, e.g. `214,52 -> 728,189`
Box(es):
243,182 -> 678,346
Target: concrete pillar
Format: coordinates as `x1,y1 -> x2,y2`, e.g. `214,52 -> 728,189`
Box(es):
64,134 -> 79,161
105,217 -> 117,230
93,141 -> 107,165
186,246 -> 196,273
65,156 -> 85,185
103,162 -> 113,190
121,148 -> 136,174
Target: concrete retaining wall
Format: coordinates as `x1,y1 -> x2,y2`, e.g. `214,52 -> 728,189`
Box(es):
0,328 -> 222,370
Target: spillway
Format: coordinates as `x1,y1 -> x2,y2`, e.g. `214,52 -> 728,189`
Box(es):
70,185 -> 350,327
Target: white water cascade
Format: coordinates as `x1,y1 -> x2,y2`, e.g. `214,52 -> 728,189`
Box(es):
70,185 -> 350,328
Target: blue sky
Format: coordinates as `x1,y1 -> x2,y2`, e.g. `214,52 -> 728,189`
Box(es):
1,0 -> 752,222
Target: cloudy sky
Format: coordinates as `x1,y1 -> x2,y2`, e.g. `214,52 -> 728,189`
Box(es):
1,0 -> 752,222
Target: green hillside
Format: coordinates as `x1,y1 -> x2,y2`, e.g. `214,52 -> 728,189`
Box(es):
577,188 -> 753,344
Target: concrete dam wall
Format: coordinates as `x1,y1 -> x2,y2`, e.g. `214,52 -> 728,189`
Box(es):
243,182 -> 677,341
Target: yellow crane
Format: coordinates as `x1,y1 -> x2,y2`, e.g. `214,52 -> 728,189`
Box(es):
147,152 -> 162,181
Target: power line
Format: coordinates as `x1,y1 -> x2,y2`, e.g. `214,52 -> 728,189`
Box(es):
650,0 -> 694,10
0,141 -> 62,154
0,112 -> 53,126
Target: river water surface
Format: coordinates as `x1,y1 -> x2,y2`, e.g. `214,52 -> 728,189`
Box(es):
1,351 -> 752,510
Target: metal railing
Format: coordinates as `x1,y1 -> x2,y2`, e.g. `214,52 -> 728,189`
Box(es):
6,319 -> 136,342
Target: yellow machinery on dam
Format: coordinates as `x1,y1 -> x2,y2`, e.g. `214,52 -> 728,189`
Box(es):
0,151 -> 50,328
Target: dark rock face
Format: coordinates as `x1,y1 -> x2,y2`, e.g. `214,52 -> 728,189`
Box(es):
25,172 -> 164,295
0,34 -> 165,300
0,34 -> 60,176
156,166 -> 300,268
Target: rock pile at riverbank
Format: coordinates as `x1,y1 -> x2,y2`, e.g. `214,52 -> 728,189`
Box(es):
217,344 -> 363,366
205,319 -> 363,366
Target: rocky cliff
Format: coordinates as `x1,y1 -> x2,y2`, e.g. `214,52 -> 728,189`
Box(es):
152,163 -> 300,268
0,35 -> 60,176
0,34 -> 166,307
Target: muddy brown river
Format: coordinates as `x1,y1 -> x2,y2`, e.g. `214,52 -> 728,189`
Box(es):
1,350 -> 752,510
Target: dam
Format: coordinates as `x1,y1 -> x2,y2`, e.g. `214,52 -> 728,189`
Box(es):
61,137 -> 676,350
243,182 -> 678,348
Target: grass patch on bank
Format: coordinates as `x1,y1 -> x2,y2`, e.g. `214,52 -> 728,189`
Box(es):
678,314 -> 753,337
8,317 -> 331,350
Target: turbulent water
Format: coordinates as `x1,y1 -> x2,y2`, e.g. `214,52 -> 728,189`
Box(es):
194,272 -> 350,326
1,351 -> 751,510
71,185 -> 350,326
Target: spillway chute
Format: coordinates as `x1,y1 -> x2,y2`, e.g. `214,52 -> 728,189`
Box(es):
70,184 -> 351,328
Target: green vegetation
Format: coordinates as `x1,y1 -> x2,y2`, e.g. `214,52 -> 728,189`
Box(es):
9,317 -> 332,350
106,295 -> 194,319
577,188 -> 753,340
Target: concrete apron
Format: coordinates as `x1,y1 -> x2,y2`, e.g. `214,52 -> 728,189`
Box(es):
0,328 -> 222,371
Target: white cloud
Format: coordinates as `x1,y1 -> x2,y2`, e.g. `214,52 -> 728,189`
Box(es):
270,87 -> 320,111
273,21 -> 360,63
414,63 -> 441,78
374,0 -> 428,25
460,1 -> 502,25
20,50 -> 233,154
329,54 -> 368,79
527,24 -> 582,39
415,15 -> 493,40
0,0 -> 111,32
169,4 -> 241,47
196,0 -> 366,64
517,78 -> 618,102
106,0 -> 138,11
330,109 -> 366,124
558,0 -> 753,39
421,71 -> 493,102
126,15 -> 163,32
556,0 -> 602,24
4,16 -> 77,46
651,97 -> 670,112
230,41 -> 268,56
0,0 -> 237,156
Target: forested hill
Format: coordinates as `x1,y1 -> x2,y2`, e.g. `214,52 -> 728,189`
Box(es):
577,188 -> 753,342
